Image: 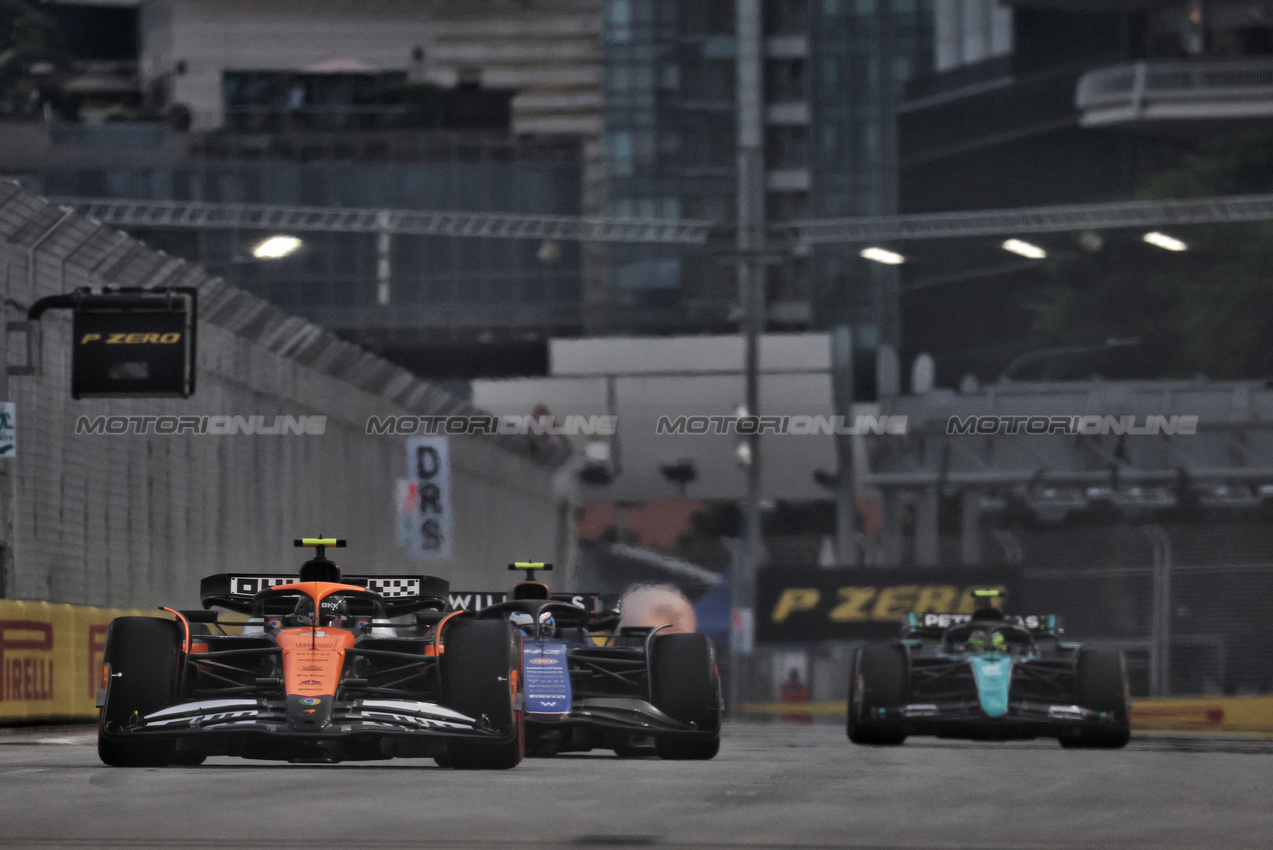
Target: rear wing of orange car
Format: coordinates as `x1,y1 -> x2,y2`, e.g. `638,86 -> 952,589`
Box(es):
199,573 -> 451,616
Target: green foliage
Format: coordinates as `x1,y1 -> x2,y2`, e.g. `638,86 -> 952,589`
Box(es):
1023,130 -> 1273,379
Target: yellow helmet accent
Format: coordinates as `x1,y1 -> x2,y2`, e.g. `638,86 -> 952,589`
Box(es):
296,538 -> 346,547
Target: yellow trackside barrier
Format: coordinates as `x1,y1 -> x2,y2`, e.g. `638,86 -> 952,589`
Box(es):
737,696 -> 1273,735
0,600 -> 157,723
1129,695 -> 1273,735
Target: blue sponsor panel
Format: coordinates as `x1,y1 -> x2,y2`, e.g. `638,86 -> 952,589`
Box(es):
523,642 -> 572,714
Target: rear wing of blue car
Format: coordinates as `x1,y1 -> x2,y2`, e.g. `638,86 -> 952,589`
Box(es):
446,591 -> 610,616
199,573 -> 451,616
902,612 -> 1062,637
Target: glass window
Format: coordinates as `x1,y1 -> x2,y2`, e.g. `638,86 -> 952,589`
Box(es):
609,65 -> 632,92
822,126 -> 839,156
608,0 -> 633,42
609,131 -> 634,176
659,63 -> 680,90
823,58 -> 841,86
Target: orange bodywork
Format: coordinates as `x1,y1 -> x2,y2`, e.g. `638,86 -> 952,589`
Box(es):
276,627 -> 356,697
176,581 -> 446,698
270,581 -> 366,697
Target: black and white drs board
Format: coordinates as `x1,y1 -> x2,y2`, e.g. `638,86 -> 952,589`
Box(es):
401,436 -> 452,560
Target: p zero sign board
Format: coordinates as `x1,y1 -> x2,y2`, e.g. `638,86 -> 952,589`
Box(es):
71,289 -> 196,399
756,566 -> 1022,643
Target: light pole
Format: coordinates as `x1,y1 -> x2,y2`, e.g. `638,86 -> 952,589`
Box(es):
731,0 -> 765,712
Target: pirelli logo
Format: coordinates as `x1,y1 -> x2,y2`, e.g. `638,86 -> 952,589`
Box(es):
79,332 -> 182,344
756,567 -> 1021,643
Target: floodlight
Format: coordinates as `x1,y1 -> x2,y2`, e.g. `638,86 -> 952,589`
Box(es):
252,235 -> 303,259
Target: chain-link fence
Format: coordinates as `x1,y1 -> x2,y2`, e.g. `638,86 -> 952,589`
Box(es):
1014,523 -> 1273,698
752,522 -> 1273,704
0,180 -> 572,612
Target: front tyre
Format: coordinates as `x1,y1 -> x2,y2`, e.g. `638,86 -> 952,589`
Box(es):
650,633 -> 722,760
441,619 -> 524,769
847,642 -> 908,746
1061,648 -> 1131,749
97,617 -> 181,767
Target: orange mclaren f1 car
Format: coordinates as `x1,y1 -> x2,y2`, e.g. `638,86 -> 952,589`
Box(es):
96,539 -> 524,768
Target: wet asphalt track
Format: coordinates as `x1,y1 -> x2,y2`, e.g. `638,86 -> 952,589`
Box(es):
0,719 -> 1270,850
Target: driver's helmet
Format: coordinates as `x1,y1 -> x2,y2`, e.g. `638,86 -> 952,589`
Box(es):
967,628 -> 1007,653
509,609 -> 556,638
295,596 -> 349,628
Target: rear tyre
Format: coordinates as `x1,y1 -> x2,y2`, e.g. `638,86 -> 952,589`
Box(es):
847,642 -> 908,746
1062,648 -> 1131,749
97,617 -> 181,767
441,619 -> 524,769
650,633 -> 721,760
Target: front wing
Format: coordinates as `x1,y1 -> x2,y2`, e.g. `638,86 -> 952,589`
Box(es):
525,696 -> 714,737
99,696 -> 514,761
873,697 -> 1124,740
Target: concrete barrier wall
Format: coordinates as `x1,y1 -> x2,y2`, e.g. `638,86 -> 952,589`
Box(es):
0,181 -> 568,615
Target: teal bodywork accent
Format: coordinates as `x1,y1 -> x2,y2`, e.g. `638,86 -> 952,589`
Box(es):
969,653 -> 1013,717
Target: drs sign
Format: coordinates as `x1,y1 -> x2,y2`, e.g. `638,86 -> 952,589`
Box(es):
400,436 -> 452,560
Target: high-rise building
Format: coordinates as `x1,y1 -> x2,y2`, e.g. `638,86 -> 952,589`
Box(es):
600,0 -> 933,358
27,0 -> 954,384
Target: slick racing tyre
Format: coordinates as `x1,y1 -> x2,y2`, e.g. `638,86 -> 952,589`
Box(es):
98,617 -> 181,767
650,633 -> 722,760
440,619 -> 524,769
1060,648 -> 1131,749
847,642 -> 908,746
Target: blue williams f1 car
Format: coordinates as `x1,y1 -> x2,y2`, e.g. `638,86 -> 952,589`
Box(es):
847,593 -> 1130,748
457,563 -> 721,760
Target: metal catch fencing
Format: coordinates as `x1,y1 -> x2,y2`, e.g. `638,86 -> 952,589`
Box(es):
1016,523 -> 1273,698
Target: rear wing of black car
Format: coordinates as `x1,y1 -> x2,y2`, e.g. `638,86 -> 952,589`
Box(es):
446,591 -> 609,614
448,591 -> 620,632
901,612 -> 1063,638
199,573 -> 451,616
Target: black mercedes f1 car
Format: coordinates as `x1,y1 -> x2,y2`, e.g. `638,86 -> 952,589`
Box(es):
847,610 -> 1131,748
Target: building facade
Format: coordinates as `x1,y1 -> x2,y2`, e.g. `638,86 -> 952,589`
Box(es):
600,0 -> 933,353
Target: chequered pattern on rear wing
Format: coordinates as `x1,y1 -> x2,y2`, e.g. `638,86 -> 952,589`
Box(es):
230,576 -> 295,596
364,578 -> 421,598
223,575 -> 424,600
